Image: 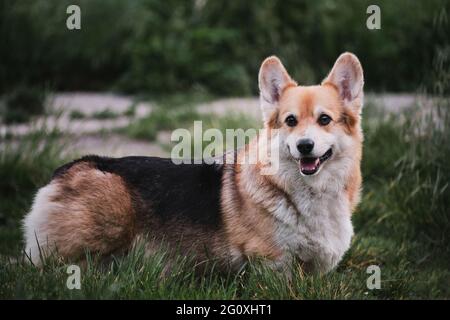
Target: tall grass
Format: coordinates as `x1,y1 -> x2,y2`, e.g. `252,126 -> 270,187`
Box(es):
0,129 -> 70,255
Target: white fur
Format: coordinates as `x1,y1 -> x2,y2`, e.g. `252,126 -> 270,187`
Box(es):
22,183 -> 60,264
251,104 -> 358,272
272,157 -> 354,273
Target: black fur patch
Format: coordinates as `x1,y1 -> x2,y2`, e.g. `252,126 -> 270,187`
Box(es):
53,155 -> 224,228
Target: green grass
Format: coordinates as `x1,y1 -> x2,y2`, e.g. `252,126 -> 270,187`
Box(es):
70,108 -> 121,120
0,98 -> 449,299
123,104 -> 137,117
69,110 -> 87,120
0,129 -> 70,256
0,86 -> 47,124
91,108 -> 120,120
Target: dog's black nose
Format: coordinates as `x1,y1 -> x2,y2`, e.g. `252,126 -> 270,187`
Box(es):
297,139 -> 314,154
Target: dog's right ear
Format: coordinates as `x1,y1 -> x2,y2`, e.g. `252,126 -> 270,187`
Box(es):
322,52 -> 364,111
258,56 -> 296,122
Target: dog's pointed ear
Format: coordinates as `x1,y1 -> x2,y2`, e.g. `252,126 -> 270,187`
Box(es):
322,52 -> 364,110
259,56 -> 296,121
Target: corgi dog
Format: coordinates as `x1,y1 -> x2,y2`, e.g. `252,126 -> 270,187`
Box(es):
23,52 -> 364,273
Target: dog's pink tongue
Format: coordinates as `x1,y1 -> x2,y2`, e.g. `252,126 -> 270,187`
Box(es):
300,158 -> 319,171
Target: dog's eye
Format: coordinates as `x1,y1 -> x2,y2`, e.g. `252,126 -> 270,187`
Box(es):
318,114 -> 332,126
285,115 -> 297,127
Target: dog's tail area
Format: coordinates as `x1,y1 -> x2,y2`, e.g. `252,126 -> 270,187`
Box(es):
22,162 -> 135,266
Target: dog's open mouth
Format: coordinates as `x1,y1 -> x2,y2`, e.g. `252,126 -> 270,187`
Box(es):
299,148 -> 333,175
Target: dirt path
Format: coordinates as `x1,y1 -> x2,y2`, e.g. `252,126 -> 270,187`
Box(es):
68,134 -> 168,158
1,92 -> 431,158
0,92 -> 153,136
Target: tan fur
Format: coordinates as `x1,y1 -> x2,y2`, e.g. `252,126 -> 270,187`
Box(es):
277,85 -> 351,131
42,162 -> 135,260
221,158 -> 283,262
345,164 -> 362,211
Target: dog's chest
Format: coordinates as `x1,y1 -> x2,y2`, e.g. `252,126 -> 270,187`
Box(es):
271,186 -> 353,272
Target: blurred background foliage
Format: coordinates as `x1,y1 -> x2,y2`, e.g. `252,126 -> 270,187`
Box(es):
0,0 -> 448,96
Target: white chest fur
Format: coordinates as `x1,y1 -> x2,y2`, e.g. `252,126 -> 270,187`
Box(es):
270,172 -> 354,273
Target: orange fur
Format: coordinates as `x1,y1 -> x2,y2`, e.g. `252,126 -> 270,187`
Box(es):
45,162 -> 135,260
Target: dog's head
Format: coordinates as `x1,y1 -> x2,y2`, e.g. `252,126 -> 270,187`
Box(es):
258,53 -> 364,177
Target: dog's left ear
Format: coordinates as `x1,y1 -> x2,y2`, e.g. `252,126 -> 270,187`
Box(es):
259,56 -> 297,122
322,52 -> 364,110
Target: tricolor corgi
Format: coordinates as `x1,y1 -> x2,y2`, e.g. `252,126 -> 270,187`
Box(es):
23,52 -> 364,273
